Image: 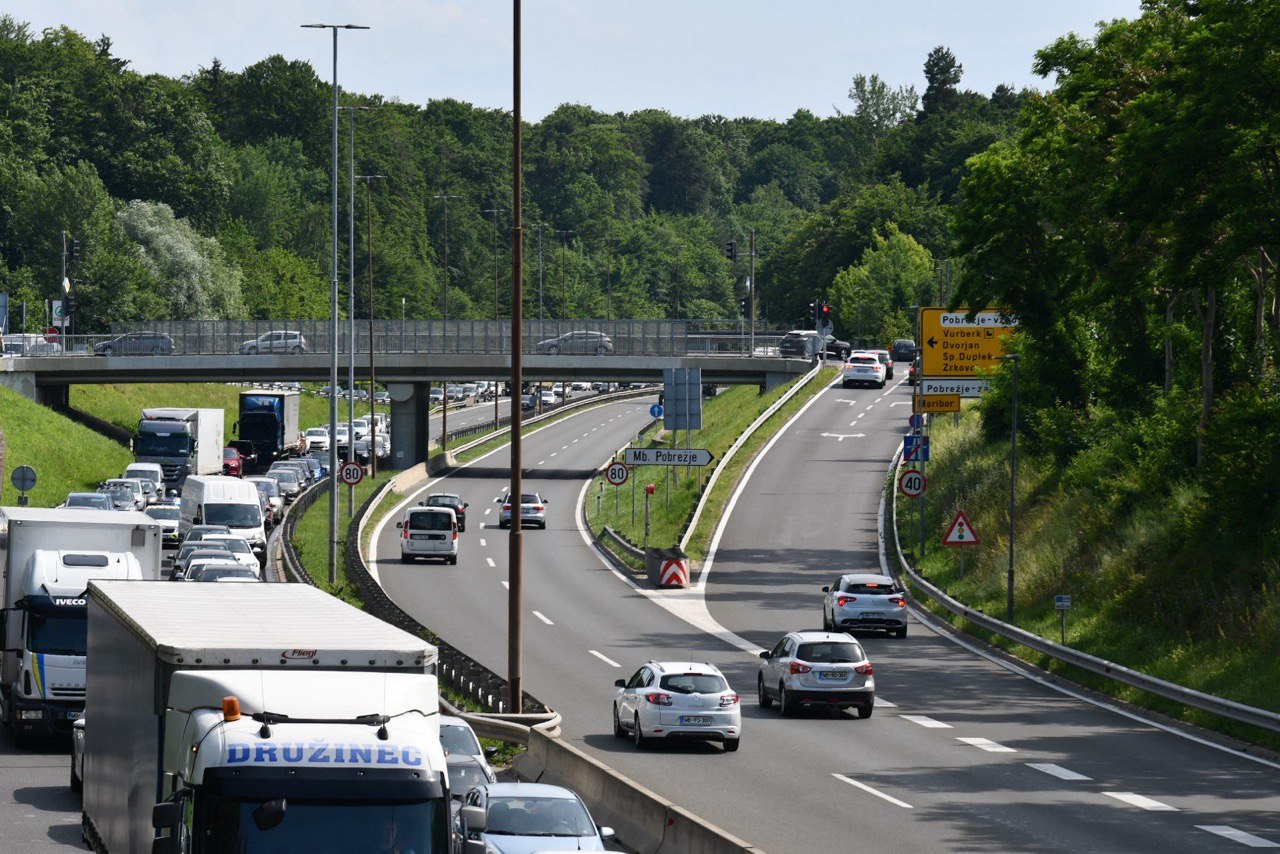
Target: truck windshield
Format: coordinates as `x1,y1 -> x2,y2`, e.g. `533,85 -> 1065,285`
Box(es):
203,503 -> 262,528
28,612 -> 87,656
240,412 -> 278,438
135,433 -> 192,456
198,800 -> 447,853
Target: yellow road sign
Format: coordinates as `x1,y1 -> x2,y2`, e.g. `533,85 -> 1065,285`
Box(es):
919,308 -> 1017,377
914,394 -> 961,413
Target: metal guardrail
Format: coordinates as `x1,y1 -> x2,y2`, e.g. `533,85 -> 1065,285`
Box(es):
886,446 -> 1280,735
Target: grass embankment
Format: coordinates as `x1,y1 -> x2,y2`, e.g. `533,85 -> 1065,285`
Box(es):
898,408 -> 1280,751
0,386 -> 135,506
584,368 -> 837,568
71,383 -> 339,435
294,472 -> 394,607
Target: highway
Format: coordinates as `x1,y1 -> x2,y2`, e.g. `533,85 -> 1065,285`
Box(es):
372,377 -> 1280,852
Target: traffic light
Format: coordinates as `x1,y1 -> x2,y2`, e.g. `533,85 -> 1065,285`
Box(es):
819,303 -> 833,322
739,297 -> 749,317
63,294 -> 74,315
69,238 -> 81,262
725,240 -> 737,260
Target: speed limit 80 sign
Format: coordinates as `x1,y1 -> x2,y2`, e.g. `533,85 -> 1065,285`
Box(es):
898,468 -> 926,498
339,462 -> 365,486
605,461 -> 629,486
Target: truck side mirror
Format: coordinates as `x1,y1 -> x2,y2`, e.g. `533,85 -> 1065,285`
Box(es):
151,838 -> 177,854
152,802 -> 181,828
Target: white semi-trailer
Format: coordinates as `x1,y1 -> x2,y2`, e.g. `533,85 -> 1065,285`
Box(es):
0,507 -> 162,742
81,581 -> 450,854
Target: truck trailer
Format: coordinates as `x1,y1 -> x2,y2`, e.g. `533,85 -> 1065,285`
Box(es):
0,507 -> 162,741
134,407 -> 225,490
81,581 -> 450,854
235,389 -> 302,472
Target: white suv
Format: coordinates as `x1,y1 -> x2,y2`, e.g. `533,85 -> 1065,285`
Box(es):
613,661 -> 741,751
757,630 -> 875,718
841,351 -> 887,389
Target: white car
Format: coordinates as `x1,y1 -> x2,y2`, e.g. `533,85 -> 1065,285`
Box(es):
99,477 -> 147,511
304,427 -> 330,451
613,660 -> 741,751
397,506 -> 458,564
841,351 -> 887,389
440,715 -> 498,780
200,534 -> 263,572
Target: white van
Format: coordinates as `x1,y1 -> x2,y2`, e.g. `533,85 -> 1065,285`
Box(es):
124,462 -> 165,501
179,475 -> 267,562
396,506 -> 458,564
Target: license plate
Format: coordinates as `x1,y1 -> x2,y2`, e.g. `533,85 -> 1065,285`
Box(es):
66,710 -> 82,720
818,671 -> 845,681
522,508 -> 537,515
410,533 -> 430,540
679,715 -> 713,725
859,612 -> 883,619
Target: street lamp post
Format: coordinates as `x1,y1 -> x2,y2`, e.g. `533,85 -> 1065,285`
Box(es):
301,21 -> 368,586
430,193 -> 459,450
357,174 -> 386,477
341,103 -> 372,519
509,0 -> 526,713
1002,352 -> 1020,623
483,207 -> 506,432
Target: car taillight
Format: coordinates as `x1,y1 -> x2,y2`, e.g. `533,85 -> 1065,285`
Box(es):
855,663 -> 873,676
401,528 -> 409,539
837,595 -> 855,606
644,692 -> 672,706
719,693 -> 740,706
533,505 -> 544,511
452,528 -> 458,541
890,597 -> 905,608
502,504 -> 511,511
789,662 -> 811,675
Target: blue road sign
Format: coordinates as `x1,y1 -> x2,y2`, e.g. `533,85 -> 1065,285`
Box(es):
903,435 -> 930,462
908,413 -> 924,429
650,404 -> 664,419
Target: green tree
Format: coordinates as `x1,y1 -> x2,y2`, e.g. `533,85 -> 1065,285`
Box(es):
829,224 -> 934,345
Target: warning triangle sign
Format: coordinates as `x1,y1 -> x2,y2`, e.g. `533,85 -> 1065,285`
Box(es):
942,510 -> 980,546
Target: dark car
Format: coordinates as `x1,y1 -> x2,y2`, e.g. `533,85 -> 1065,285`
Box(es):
778,330 -> 851,360
423,492 -> 469,532
908,358 -> 920,386
93,331 -> 175,356
534,330 -> 614,355
890,338 -> 918,363
222,447 -> 244,477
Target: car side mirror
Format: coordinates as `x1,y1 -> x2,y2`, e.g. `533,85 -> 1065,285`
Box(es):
460,805 -> 487,832
614,679 -> 625,688
821,586 -> 830,593
599,827 -> 616,840
395,522 -> 403,529
759,651 -> 770,660
418,501 -> 425,507
463,502 -> 469,509
483,746 -> 497,758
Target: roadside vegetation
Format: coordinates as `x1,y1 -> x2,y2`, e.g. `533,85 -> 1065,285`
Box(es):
71,382 -> 338,436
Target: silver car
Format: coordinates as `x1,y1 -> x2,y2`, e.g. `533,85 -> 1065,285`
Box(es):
496,492 -> 547,529
98,478 -> 146,511
62,492 -> 114,511
757,630 -> 875,718
822,573 -> 908,637
238,329 -> 307,355
613,660 -> 741,751
457,783 -> 614,851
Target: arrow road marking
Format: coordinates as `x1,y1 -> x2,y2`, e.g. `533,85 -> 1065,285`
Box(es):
833,399 -> 860,406
821,432 -> 866,442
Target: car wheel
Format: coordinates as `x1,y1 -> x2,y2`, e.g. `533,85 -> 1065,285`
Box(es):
756,674 -> 773,708
878,380 -> 886,389
290,345 -> 303,355
632,714 -> 647,749
841,380 -> 851,389
779,683 -> 797,718
401,554 -> 412,563
723,738 -> 740,752
822,609 -> 832,632
70,759 -> 82,793
595,344 -> 608,355
246,346 -> 258,355
448,555 -> 458,565
151,345 -> 163,356
100,346 -> 113,357
856,703 -> 874,719
895,625 -> 907,639
613,705 -> 627,738
498,520 -> 508,529
547,345 -> 560,355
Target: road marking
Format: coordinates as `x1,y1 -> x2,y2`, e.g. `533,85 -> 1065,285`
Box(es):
501,580 -> 509,590
562,445 -> 568,450
573,438 -> 579,443
479,538 -> 487,547
1102,792 -> 1177,811
832,774 -> 913,809
958,737 -> 1016,753
485,508 -> 492,515
538,460 -> 546,465
1026,763 -> 1091,781
550,452 -> 557,457
486,557 -> 496,567
873,697 -> 896,708
589,650 -> 621,667
901,714 -> 951,729
533,610 -> 554,625
1197,826 -> 1279,848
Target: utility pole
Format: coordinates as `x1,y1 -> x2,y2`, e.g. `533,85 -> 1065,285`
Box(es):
342,105 -> 372,517
557,229 -> 574,407
509,0 -> 526,713
357,174 -> 386,476
483,207 -> 506,432
430,193 -> 459,450
748,228 -> 756,357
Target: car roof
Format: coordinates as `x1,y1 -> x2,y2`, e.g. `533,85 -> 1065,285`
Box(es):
479,782 -> 579,800
839,573 -> 897,585
789,630 -> 861,643
646,660 -> 723,675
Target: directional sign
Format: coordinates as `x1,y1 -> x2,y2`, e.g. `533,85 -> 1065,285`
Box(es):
920,378 -> 991,398
915,394 -> 961,414
903,435 -> 930,463
624,447 -> 713,467
919,308 -> 1018,377
339,462 -> 364,486
660,559 -> 689,586
10,465 -> 37,492
898,469 -> 926,498
649,404 -> 664,419
605,461 -> 630,486
942,510 -> 979,546
1055,594 -> 1073,611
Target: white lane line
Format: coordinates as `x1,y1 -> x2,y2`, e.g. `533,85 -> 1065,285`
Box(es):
873,697 -> 896,708
889,401 -> 911,406
832,774 -> 913,809
572,438 -> 579,443
1197,826 -> 1279,848
901,714 -> 951,729
538,460 -> 546,466
501,580 -> 509,590
479,538 -> 487,547
1102,792 -> 1178,811
485,508 -> 492,515
532,610 -> 554,625
486,557 -> 496,568
562,445 -> 568,450
550,452 -> 558,457
958,737 -> 1016,753
1026,763 -> 1091,781
589,650 -> 621,667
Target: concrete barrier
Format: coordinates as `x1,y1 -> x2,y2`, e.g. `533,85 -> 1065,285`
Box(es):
659,804 -> 765,854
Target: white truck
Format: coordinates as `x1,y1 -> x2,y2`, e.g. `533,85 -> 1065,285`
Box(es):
133,407 -> 225,491
81,581 -> 451,854
0,507 -> 162,742
178,475 -> 268,561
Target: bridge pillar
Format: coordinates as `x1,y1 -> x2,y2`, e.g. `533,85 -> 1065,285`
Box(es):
764,371 -> 792,392
387,382 -> 431,471
0,370 -> 40,402
37,383 -> 69,409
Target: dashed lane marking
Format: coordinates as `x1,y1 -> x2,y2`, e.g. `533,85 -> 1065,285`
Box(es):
1102,792 -> 1177,811
901,715 -> 951,729
533,611 -> 554,625
589,650 -> 621,667
486,557 -> 496,568
832,774 -> 913,809
1026,763 -> 1091,781
958,737 -> 1016,753
1196,826 -> 1279,848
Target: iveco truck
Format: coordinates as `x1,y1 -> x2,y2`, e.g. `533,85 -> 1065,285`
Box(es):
81,581 -> 450,854
0,508 -> 162,742
134,408 -> 225,490
235,389 -> 302,472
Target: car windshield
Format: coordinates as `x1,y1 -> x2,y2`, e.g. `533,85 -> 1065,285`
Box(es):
179,544 -> 228,562
796,642 -> 865,664
485,796 -> 595,837
134,433 -> 191,456
408,512 -> 451,532
269,471 -> 299,487
448,764 -> 488,796
146,507 -> 180,521
196,568 -> 254,581
200,799 -> 442,854
841,581 -> 900,595
427,496 -> 461,508
440,724 -> 482,757
202,503 -> 262,528
222,449 -> 238,459
210,539 -> 252,555
307,428 -> 327,437
67,494 -> 110,509
659,673 -> 728,694
28,611 -> 87,656
102,485 -> 134,501
249,480 -> 279,497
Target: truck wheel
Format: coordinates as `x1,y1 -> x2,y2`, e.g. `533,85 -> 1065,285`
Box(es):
70,762 -> 82,794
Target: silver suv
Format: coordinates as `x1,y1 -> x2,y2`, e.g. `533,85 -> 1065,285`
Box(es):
822,573 -> 908,637
613,660 -> 741,751
757,630 -> 875,718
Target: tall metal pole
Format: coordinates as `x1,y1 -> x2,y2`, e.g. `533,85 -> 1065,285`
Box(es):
357,175 -> 386,476
748,228 -> 756,357
508,0 -> 525,713
346,105 -> 356,518
484,207 -> 505,432
1006,353 -> 1020,623
430,194 -> 459,450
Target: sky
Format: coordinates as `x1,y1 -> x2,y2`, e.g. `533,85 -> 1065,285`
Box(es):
6,1 -> 1143,121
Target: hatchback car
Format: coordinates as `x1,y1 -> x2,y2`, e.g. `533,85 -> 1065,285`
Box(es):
221,447 -> 244,477
823,573 -> 908,637
890,338 -> 918,363
842,352 -> 887,389
534,329 -> 614,355
613,661 -> 741,751
304,427 -> 330,451
871,348 -> 895,380
397,506 -> 458,564
98,477 -> 147,511
423,493 -> 469,532
92,330 -> 175,356
61,492 -> 114,511
457,783 -> 614,852
238,329 -> 307,355
440,715 -> 498,781
200,534 -> 262,572
496,492 -> 547,529
757,630 -> 875,718
264,469 -> 301,502
245,476 -> 284,523
180,524 -> 233,548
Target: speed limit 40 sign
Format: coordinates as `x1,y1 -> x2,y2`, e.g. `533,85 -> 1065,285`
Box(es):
605,461 -> 629,486
339,462 -> 365,486
898,468 -> 926,498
